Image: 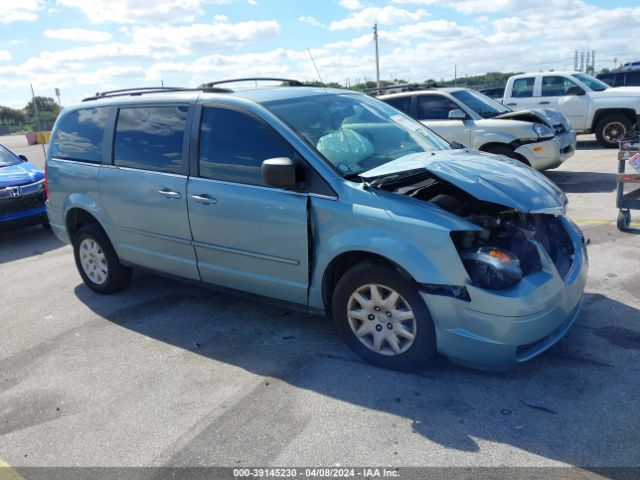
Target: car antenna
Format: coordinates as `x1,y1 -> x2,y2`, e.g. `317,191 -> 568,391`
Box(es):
307,48 -> 328,95
307,48 -> 359,178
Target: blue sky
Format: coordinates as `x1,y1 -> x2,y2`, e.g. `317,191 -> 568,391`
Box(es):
1,0 -> 639,108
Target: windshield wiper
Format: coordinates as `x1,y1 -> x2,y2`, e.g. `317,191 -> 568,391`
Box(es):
449,141 -> 466,149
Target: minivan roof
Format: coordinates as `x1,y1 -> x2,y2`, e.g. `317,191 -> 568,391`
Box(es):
71,85 -> 351,112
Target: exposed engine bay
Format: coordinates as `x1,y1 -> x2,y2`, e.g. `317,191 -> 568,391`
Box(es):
377,171 -> 575,289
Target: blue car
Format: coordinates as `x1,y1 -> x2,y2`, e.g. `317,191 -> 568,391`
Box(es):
0,143 -> 47,230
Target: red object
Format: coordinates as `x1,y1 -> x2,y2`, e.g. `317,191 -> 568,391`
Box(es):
25,132 -> 36,145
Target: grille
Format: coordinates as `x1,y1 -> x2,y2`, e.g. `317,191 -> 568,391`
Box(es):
0,191 -> 45,216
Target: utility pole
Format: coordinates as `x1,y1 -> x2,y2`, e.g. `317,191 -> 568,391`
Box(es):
55,88 -> 61,106
454,64 -> 457,86
373,23 -> 380,89
30,84 -> 46,156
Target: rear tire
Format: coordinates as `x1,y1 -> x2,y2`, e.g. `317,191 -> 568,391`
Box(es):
595,114 -> 631,148
73,224 -> 132,294
331,262 -> 436,371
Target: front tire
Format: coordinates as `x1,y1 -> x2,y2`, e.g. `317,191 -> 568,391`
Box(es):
73,224 -> 132,294
595,114 -> 631,148
332,262 -> 436,371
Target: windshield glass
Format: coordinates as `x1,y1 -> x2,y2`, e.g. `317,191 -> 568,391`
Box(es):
264,93 -> 450,177
572,73 -> 609,91
450,89 -> 511,118
0,144 -> 21,167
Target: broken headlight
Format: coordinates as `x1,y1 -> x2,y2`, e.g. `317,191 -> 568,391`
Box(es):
532,123 -> 554,140
462,247 -> 522,290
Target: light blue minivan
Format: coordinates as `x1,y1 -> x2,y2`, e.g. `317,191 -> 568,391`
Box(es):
45,79 -> 588,371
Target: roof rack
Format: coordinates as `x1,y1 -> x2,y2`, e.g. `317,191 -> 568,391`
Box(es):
365,82 -> 440,96
200,77 -> 304,88
81,86 -> 232,102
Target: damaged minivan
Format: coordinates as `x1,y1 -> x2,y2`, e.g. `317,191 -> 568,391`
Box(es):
46,81 -> 588,371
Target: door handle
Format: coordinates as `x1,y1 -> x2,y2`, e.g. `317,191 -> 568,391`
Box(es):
158,189 -> 182,199
506,102 -> 517,106
538,101 -> 550,105
191,194 -> 217,205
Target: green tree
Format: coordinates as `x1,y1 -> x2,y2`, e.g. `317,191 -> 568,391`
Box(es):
0,106 -> 26,125
25,96 -> 61,118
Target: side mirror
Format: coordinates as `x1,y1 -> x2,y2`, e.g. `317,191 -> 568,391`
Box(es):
261,157 -> 298,188
448,109 -> 467,120
566,86 -> 586,96
18,154 -> 28,162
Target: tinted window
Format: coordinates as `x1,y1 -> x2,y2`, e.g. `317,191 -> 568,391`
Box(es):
512,78 -> 535,98
416,95 -> 461,120
384,96 -> 412,115
597,73 -> 614,86
50,107 -> 108,163
625,72 -> 640,86
541,76 -> 577,96
199,107 -> 293,186
113,106 -> 187,174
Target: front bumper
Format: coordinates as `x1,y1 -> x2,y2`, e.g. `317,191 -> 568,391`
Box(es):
422,217 -> 588,370
515,131 -> 577,171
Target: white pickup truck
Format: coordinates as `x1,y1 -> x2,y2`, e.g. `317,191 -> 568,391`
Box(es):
503,72 -> 640,147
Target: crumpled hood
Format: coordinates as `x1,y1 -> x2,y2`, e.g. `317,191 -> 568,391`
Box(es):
494,108 -> 570,130
0,162 -> 44,189
361,149 -> 567,214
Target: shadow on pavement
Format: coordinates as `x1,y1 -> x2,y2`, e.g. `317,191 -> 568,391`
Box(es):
576,139 -> 607,151
544,170 -> 617,193
75,275 -> 640,470
0,225 -> 66,264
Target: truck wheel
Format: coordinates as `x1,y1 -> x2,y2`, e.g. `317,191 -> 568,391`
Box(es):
73,224 -> 132,294
595,114 -> 631,148
331,262 -> 436,371
617,210 -> 631,231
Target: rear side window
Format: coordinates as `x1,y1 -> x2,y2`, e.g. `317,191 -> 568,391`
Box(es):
198,107 -> 293,186
113,106 -> 187,174
512,78 -> 535,98
416,95 -> 460,120
50,107 -> 109,163
625,72 -> 640,86
384,96 -> 412,116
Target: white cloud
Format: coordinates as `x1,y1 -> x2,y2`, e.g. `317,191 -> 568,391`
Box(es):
0,0 -> 41,23
298,16 -> 325,28
214,14 -> 229,22
339,0 -> 363,10
55,0 -> 220,24
0,51 -> 11,62
44,28 -> 113,43
130,20 -> 280,57
248,0 -> 258,4
330,6 -> 429,30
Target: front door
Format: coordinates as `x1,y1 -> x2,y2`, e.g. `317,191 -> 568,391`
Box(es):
539,75 -> 589,131
187,105 -> 309,305
416,94 -> 472,146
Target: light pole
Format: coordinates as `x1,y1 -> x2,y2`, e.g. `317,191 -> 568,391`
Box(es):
373,23 -> 380,89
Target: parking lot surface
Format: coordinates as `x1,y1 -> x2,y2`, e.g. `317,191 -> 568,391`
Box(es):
1,134 -> 639,475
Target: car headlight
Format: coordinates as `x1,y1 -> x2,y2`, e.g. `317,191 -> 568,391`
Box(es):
532,123 -> 554,140
462,247 -> 522,290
